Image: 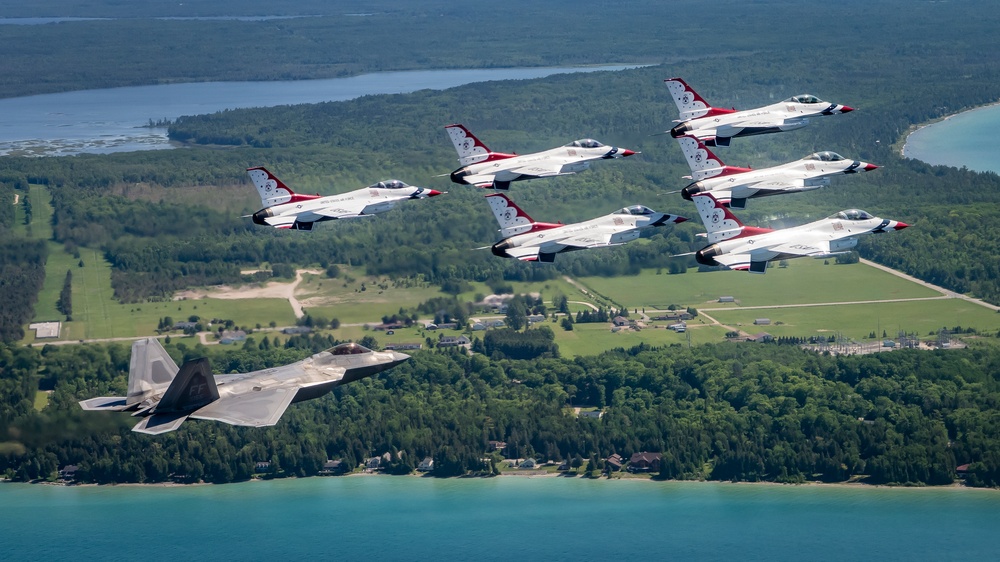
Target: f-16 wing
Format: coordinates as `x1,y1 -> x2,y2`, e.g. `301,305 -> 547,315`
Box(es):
499,162 -> 573,180
560,232 -> 615,249
190,387 -> 298,427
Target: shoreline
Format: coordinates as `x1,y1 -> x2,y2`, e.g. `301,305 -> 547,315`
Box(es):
6,471 -> 994,492
899,100 -> 1000,161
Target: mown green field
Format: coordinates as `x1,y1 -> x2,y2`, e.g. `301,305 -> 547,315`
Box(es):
706,298 -> 1000,341
553,321 -> 729,357
579,258 -> 942,309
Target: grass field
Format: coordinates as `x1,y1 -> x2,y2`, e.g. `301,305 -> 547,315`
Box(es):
553,321 -> 730,357
579,259 -> 942,310
705,298 -> 1000,341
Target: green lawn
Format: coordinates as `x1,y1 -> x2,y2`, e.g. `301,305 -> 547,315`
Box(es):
579,259 -> 942,310
706,299 -> 1000,340
553,321 -> 730,357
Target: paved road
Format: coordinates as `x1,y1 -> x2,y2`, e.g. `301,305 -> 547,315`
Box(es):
860,258 -> 999,312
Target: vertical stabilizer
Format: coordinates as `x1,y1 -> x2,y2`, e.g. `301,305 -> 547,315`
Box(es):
247,167 -> 297,207
485,193 -> 536,237
152,358 -> 219,414
126,338 -> 179,407
676,136 -> 726,180
445,124 -> 493,166
664,78 -> 714,121
691,193 -> 749,244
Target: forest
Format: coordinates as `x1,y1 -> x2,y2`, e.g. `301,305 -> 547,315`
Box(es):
2,338 -> 999,487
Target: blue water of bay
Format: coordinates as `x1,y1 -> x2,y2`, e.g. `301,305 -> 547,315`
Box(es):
904,104 -> 1000,174
3,477 -> 999,560
0,65 -> 641,157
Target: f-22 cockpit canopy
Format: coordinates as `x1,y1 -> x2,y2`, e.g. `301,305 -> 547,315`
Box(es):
787,94 -> 823,104
830,209 -> 873,221
330,342 -> 374,355
371,180 -> 410,190
808,151 -> 845,162
565,139 -> 605,149
615,205 -> 655,216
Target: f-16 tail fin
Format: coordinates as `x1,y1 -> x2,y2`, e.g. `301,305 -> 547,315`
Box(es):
676,136 -> 725,180
664,78 -> 735,121
445,124 -> 493,166
691,193 -> 772,244
247,167 -> 321,207
485,193 -> 536,237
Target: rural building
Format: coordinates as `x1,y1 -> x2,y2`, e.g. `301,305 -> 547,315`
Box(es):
282,326 -> 311,335
746,332 -> 774,343
220,330 -> 247,344
578,409 -> 604,419
437,335 -> 470,348
373,322 -> 405,331
518,458 -> 538,469
527,314 -> 545,324
612,316 -> 629,327
471,322 -> 485,331
59,465 -> 78,482
29,322 -> 61,339
385,342 -> 422,351
628,452 -> 662,473
418,457 -> 435,472
605,454 -> 624,472
320,460 -> 347,475
488,440 -> 507,452
172,321 -> 197,331
254,461 -> 271,473
753,318 -> 771,326
486,319 -> 505,328
365,457 -> 382,471
718,296 -> 735,303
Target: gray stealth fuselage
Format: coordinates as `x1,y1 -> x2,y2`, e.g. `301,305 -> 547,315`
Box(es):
80,339 -> 409,434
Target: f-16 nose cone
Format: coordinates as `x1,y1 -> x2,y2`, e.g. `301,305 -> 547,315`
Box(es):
428,189 -> 443,197
675,216 -> 688,224
622,149 -> 636,157
840,106 -> 854,113
893,222 -> 909,230
863,163 -> 879,171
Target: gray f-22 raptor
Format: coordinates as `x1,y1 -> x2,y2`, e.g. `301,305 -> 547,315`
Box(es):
80,338 -> 409,434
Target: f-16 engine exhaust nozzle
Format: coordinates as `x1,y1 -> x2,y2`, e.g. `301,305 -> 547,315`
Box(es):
695,244 -> 722,267
491,240 -> 512,258
251,208 -> 273,226
670,123 -> 691,138
450,168 -> 471,185
680,183 -> 703,201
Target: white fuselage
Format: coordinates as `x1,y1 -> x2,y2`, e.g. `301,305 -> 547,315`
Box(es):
262,185 -> 429,224
493,210 -> 673,260
684,155 -> 874,202
452,145 -> 629,187
672,99 -> 850,143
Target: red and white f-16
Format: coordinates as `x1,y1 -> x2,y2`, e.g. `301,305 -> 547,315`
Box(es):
485,193 -> 686,262
247,167 -> 442,231
675,136 -> 878,209
665,78 -> 854,147
688,193 -> 908,273
446,124 -> 636,190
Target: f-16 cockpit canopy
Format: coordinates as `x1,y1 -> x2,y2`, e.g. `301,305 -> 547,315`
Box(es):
808,151 -> 845,162
371,180 -> 409,190
787,94 -> 823,104
830,209 -> 874,221
565,139 -> 605,148
330,342 -> 373,355
615,205 -> 656,216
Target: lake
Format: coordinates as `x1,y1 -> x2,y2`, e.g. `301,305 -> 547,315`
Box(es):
903,103 -> 1000,174
3,477 -> 999,560
0,65 -> 641,157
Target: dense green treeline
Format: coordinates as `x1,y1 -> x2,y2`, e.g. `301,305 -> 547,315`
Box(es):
0,240 -> 47,341
3,340 -> 999,486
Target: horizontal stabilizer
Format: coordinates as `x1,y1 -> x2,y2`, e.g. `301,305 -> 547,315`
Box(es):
191,388 -> 297,427
79,397 -> 130,411
132,412 -> 189,435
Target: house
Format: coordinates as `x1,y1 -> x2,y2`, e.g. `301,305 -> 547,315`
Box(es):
628,452 -> 662,473
612,316 -> 629,327
485,319 -> 506,328
385,342 -> 422,351
320,460 -> 346,475
437,335 -> 470,348
471,322 -> 486,331
654,311 -> 693,322
605,454 -> 624,472
578,409 -> 604,419
557,461 -> 571,471
488,440 -> 507,452
527,314 -> 545,324
220,330 -> 247,344
172,321 -> 197,331
59,465 -> 78,482
418,457 -> 435,472
365,457 -> 382,471
956,464 -> 971,479
746,332 -> 774,343
753,318 -> 771,326
254,461 -> 271,473
282,326 -> 312,335
518,458 -> 538,469
436,322 -> 459,330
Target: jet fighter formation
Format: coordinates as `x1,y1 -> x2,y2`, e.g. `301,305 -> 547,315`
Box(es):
445,124 -> 636,190
665,77 -> 854,147
675,136 -> 878,209
80,73 -> 910,434
81,338 -> 410,434
247,166 -> 442,231
484,193 -> 686,262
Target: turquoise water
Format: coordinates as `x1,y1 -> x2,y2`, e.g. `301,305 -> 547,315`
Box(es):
904,104 -> 1000,173
3,477 -> 999,560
